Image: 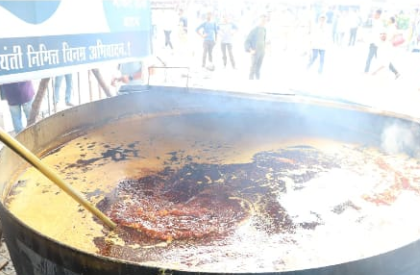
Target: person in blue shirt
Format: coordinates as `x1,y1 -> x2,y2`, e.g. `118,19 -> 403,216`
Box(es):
179,8 -> 188,34
245,14 -> 268,80
196,12 -> 217,68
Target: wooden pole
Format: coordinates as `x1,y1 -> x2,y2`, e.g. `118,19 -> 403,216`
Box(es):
98,78 -> 102,100
91,69 -> 114,98
88,70 -> 94,103
0,127 -> 116,230
28,78 -> 50,125
77,72 -> 82,105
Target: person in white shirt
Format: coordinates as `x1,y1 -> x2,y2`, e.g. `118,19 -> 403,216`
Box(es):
307,14 -> 331,74
218,15 -> 238,69
364,9 -> 383,73
348,9 -> 361,46
387,16 -> 399,42
370,30 -> 396,76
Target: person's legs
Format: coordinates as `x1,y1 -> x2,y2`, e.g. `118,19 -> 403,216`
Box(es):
339,32 -> 345,46
353,28 -> 359,45
167,30 -> 173,49
364,43 -> 377,73
350,28 -> 358,46
389,63 -> 400,78
227,43 -> 236,68
318,50 -> 325,74
164,30 -> 170,48
202,41 -> 209,67
249,54 -> 257,80
349,28 -> 355,46
307,49 -> 319,69
64,74 -> 73,105
332,28 -> 337,44
22,98 -> 34,125
254,51 -> 265,80
54,75 -> 64,105
8,104 -> 23,134
221,43 -> 228,67
208,40 -> 215,63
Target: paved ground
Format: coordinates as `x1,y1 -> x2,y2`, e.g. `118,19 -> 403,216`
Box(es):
0,240 -> 16,275
151,38 -> 420,119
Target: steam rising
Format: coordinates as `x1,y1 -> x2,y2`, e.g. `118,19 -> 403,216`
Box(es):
381,122 -> 419,156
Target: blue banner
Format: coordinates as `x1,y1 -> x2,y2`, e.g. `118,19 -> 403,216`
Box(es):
0,0 -> 152,84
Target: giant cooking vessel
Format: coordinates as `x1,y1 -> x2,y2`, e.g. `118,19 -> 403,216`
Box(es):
1,86 -> 420,275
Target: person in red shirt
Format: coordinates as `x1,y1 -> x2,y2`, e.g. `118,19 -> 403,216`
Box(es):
0,81 -> 35,134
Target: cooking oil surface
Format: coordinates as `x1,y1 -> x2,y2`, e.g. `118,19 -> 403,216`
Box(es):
6,113 -> 420,272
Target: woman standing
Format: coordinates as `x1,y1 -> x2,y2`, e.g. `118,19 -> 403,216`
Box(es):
196,12 -> 218,69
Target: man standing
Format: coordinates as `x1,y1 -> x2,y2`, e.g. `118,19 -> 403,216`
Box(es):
162,9 -> 177,50
307,14 -> 332,74
218,15 -> 238,69
364,10 -> 400,79
370,30 -> 397,77
196,12 -> 217,69
245,14 -> 268,80
179,8 -> 188,35
178,8 -> 189,57
364,9 -> 384,73
348,9 -> 361,46
1,81 -> 35,134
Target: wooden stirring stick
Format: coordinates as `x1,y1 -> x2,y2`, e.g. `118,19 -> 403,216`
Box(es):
0,127 -> 116,230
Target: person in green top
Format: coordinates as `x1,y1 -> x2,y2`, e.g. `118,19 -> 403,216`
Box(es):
245,14 -> 268,80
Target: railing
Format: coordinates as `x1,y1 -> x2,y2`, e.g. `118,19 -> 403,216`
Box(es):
147,66 -> 190,89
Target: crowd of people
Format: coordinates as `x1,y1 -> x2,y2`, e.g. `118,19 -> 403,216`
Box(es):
152,3 -> 420,81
